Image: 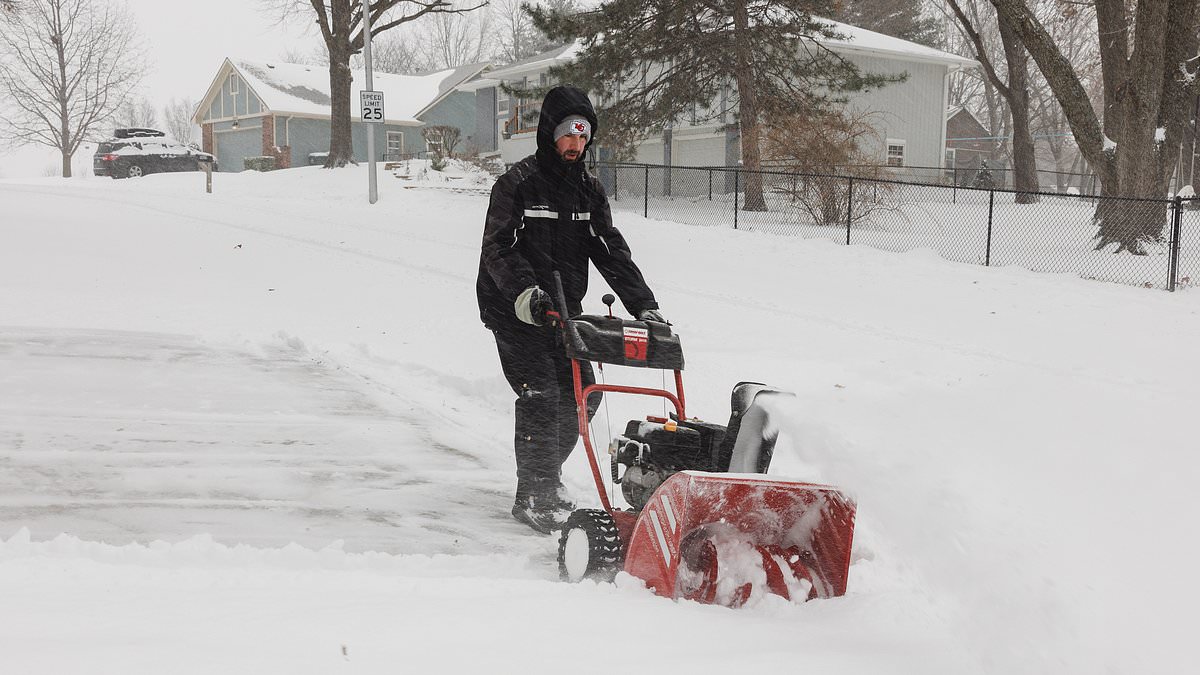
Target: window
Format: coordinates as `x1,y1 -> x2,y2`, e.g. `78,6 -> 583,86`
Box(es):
944,147 -> 956,168
886,139 -> 906,167
228,73 -> 239,95
386,131 -> 404,158
497,88 -> 509,114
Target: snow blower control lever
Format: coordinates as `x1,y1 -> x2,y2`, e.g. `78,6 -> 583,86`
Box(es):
548,271 -> 857,608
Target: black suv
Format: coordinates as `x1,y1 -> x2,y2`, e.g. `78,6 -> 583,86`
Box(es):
93,128 -> 217,179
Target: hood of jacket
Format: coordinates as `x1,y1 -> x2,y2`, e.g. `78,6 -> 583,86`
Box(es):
535,85 -> 599,168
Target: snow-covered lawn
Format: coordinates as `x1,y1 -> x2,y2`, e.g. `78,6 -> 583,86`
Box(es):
1,165 -> 1197,674
605,169 -> 1198,291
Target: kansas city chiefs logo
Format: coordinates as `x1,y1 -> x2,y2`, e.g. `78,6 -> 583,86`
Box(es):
572,121 -> 587,134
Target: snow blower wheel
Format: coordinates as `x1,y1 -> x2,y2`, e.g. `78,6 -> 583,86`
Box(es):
557,509 -> 622,582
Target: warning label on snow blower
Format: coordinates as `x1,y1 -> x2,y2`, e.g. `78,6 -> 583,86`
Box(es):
623,326 -> 649,361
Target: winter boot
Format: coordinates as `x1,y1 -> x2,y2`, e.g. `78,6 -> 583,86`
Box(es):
511,493 -> 570,534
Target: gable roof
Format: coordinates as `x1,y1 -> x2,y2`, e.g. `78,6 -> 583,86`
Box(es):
946,106 -> 991,138
194,58 -> 487,124
413,61 -> 491,117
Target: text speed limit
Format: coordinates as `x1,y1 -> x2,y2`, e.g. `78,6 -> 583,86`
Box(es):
360,90 -> 385,124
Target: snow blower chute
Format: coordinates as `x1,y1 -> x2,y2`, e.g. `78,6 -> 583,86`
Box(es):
546,274 -> 856,608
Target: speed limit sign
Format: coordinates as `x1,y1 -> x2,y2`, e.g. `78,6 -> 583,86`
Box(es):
360,90 -> 385,124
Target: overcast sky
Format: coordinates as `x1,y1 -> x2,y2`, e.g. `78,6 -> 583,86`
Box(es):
129,0 -> 318,104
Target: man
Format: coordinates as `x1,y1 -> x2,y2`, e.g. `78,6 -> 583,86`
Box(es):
477,85 -> 666,534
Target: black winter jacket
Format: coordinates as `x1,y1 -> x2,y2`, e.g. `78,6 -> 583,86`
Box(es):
476,86 -> 657,330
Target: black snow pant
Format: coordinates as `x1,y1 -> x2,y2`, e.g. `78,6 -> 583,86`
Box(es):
492,323 -> 602,500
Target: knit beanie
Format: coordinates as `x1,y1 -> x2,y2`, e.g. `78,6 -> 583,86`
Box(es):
553,115 -> 591,141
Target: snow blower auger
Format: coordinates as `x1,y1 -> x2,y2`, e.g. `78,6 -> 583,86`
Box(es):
546,273 -> 856,608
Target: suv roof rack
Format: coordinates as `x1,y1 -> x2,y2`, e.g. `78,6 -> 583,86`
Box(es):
114,128 -> 165,138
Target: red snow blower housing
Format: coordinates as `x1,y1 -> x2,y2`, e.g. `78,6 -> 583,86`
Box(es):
547,274 -> 856,608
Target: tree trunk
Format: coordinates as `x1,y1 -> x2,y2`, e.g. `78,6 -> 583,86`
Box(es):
53,2 -> 71,178
988,0 -> 1183,253
732,0 -> 766,211
325,48 -> 355,168
997,17 -> 1038,204
324,0 -> 355,169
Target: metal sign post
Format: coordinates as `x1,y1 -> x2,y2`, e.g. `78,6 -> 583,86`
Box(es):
361,0 -> 379,204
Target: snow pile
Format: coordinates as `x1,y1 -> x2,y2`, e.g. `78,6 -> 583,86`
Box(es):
390,157 -> 498,189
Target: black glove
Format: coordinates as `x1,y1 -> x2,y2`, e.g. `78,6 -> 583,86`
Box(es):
515,286 -> 555,326
638,309 -> 668,324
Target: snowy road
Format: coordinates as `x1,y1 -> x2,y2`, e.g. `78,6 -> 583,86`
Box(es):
0,326 -> 531,556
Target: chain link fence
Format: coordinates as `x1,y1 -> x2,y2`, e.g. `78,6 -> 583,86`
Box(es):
591,162 -> 1196,292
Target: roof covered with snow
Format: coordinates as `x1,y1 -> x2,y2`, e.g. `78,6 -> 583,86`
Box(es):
198,59 -> 489,124
481,19 -> 974,84
812,19 -> 977,68
484,43 -> 584,80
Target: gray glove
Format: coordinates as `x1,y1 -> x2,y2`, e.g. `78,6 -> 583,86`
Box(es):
515,286 -> 554,326
638,308 -> 668,324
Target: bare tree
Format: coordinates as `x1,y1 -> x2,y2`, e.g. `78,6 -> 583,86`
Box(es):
489,0 -> 539,63
421,2 -> 493,69
279,43 -> 329,65
260,0 -> 485,168
488,0 -> 578,64
366,33 -> 429,72
0,0 -> 145,177
946,0 -> 1039,203
990,0 -> 1200,253
162,97 -> 198,143
114,95 -> 159,129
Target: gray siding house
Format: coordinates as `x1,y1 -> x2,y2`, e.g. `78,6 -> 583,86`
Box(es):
460,22 -> 975,171
192,59 -> 488,171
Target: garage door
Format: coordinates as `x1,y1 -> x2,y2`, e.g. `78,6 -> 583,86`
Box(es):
214,126 -> 262,172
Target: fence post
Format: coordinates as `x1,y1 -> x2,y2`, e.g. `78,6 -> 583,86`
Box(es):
952,167 -> 957,204
845,176 -> 854,245
734,170 -> 740,230
1169,196 -> 1183,291
708,169 -> 712,201
644,165 -> 649,218
985,189 -> 995,266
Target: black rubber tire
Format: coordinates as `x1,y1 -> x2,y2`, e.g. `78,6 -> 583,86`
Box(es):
557,509 -> 623,583
126,163 -> 144,178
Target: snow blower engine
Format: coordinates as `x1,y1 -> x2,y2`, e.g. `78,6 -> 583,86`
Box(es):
545,274 -> 857,608
608,382 -> 782,512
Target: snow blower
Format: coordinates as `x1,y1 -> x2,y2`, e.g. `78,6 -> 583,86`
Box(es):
547,273 -> 856,608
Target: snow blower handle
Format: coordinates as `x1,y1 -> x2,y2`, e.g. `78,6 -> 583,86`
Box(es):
551,271 -> 587,353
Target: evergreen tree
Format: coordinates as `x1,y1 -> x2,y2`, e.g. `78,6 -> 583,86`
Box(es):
525,0 -> 895,211
972,159 -> 995,189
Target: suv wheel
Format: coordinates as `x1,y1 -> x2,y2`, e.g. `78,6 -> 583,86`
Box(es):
126,163 -> 144,178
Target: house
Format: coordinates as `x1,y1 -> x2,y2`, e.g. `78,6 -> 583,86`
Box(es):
945,105 -> 1000,182
192,58 -> 489,171
460,21 -> 976,172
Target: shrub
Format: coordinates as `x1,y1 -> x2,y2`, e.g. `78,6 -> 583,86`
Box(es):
244,156 -> 276,172
763,108 -> 898,227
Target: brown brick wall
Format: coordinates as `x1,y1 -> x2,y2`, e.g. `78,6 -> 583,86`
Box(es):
259,115 -> 292,169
